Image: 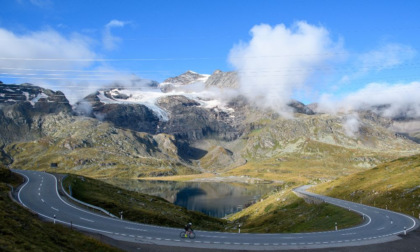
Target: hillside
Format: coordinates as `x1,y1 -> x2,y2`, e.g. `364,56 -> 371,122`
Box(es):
226,188 -> 362,233
4,113 -> 197,178
312,154 -> 420,217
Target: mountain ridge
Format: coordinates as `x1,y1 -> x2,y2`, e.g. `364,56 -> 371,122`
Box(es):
1,70 -> 419,180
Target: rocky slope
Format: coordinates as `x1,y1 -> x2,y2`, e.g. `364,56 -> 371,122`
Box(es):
0,83 -> 72,145
205,70 -> 238,89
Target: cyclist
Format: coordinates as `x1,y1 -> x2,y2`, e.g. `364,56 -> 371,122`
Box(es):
184,222 -> 193,237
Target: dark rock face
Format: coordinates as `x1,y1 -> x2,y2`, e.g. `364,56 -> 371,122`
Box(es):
288,100 -> 315,115
74,92 -> 161,134
77,90 -> 243,142
157,95 -> 241,141
0,83 -> 72,145
94,103 -> 160,134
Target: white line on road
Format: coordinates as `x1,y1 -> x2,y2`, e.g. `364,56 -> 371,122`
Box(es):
51,207 -> 59,211
377,227 -> 385,230
41,199 -> 44,202
125,227 -> 147,232
80,217 -> 94,223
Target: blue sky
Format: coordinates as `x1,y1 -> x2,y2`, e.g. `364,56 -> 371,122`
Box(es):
1,0 -> 420,106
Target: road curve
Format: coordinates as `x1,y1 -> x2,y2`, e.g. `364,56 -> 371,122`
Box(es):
13,169 -> 419,250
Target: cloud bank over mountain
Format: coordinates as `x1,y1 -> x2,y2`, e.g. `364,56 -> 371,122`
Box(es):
317,81 -> 420,119
228,21 -> 343,117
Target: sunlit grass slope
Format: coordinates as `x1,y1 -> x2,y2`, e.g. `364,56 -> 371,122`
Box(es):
313,154 -> 420,217
0,168 -> 121,252
227,189 -> 362,233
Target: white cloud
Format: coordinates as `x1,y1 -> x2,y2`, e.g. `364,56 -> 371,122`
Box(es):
0,27 -> 139,104
228,21 -> 343,117
338,43 -> 416,85
343,113 -> 360,137
318,82 -> 420,119
0,28 -> 96,71
359,43 -> 416,72
16,0 -> 52,8
103,20 -> 127,51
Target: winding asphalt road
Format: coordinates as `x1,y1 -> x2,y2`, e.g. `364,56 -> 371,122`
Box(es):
13,169 -> 419,250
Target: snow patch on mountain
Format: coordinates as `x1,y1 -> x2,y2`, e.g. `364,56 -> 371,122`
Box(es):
96,82 -> 235,122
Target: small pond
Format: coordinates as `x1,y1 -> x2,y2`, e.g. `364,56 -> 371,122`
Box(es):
103,179 -> 277,218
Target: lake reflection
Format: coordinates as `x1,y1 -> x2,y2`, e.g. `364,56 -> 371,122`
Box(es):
103,179 -> 275,218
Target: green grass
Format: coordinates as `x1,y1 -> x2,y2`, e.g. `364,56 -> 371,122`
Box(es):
313,154 -> 420,217
0,168 -> 121,252
227,190 -> 362,233
62,174 -> 227,231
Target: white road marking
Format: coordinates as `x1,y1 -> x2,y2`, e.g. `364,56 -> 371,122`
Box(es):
80,217 -> 94,223
377,227 -> 385,230
125,227 -> 146,232
51,207 -> 59,211
201,235 -> 227,238
41,199 -> 44,202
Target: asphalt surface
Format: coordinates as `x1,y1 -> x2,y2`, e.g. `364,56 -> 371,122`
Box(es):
12,169 -> 420,251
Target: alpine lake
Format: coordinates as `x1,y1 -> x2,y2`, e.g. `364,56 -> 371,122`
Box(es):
102,178 -> 279,218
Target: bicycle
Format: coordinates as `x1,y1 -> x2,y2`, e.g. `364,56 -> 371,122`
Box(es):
180,230 -> 196,239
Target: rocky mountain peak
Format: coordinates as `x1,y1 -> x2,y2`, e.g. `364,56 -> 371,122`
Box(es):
0,82 -> 71,113
161,70 -> 210,86
205,70 -> 239,89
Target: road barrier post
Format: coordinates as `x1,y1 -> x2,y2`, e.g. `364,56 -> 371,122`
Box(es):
335,222 -> 338,231
238,224 -> 241,234
120,211 -> 123,220
53,214 -> 56,224
404,227 -> 406,235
